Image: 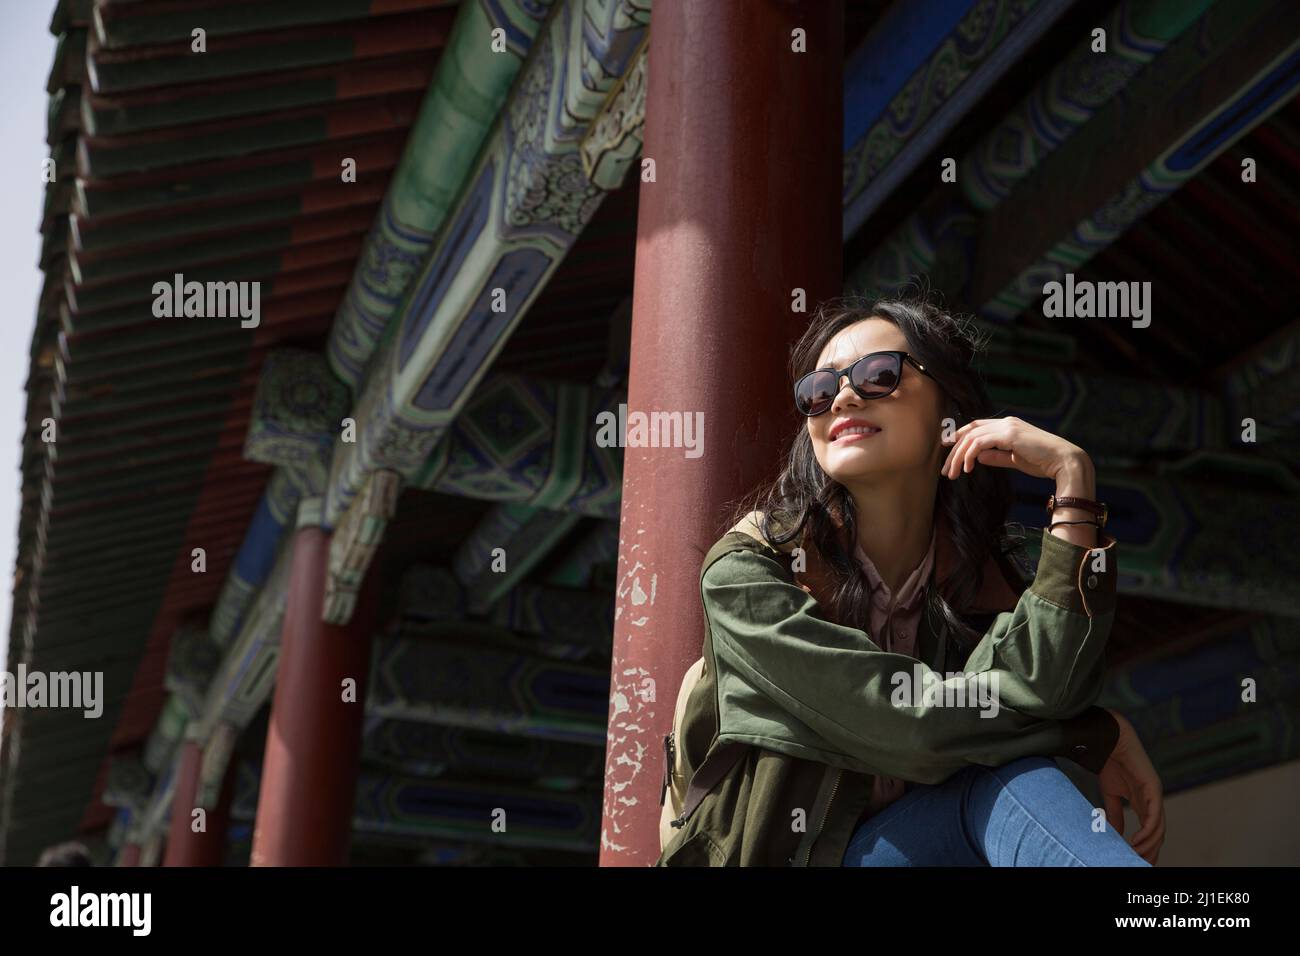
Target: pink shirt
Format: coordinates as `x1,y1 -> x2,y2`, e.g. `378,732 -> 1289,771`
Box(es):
852,526 -> 938,815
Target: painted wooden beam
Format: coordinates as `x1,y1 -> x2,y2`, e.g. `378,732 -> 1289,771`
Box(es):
542,518 -> 619,589
323,469 -> 400,623
485,571 -> 614,657
451,503 -> 582,615
320,367 -> 625,622
347,772 -> 599,850
410,373 -> 623,516
242,350 -> 350,482
362,719 -> 605,782
849,0 -> 1220,309
208,471 -> 302,650
326,0 -> 557,388
961,0 -> 1215,210
366,630 -> 608,745
190,519 -> 298,740
322,0 -> 650,528
842,0 -> 1074,239
1100,615 -> 1300,792
973,0 -> 1300,318
978,354 -> 1224,461
394,562 -> 613,659
1009,461 -> 1300,615
1220,319 -> 1300,463
218,763 -> 600,854
153,576 -> 613,846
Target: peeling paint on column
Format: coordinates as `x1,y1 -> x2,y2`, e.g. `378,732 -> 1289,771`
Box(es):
599,0 -> 839,866
602,491 -> 664,859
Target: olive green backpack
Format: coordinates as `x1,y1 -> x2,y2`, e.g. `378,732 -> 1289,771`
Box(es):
657,522 -> 800,850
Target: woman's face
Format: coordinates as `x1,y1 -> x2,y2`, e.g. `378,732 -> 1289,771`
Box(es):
805,318 -> 948,483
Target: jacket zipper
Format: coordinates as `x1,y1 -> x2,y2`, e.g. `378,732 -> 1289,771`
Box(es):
799,767 -> 842,866
798,590 -> 938,865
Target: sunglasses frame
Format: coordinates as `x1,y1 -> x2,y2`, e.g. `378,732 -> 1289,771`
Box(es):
794,350 -> 935,417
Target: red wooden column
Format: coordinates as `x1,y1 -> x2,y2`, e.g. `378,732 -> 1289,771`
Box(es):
600,0 -> 843,865
250,516 -> 378,866
117,843 -> 142,867
162,740 -> 236,866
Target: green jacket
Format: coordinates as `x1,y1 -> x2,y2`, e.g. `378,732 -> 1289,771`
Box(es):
655,521 -> 1121,867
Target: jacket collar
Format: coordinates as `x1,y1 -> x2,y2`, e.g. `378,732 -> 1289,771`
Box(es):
777,503 -> 1023,616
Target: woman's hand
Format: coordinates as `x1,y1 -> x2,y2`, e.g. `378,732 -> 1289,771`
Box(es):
940,416 -> 1088,482
1097,707 -> 1166,865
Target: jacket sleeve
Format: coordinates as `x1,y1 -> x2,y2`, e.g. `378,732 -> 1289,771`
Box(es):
703,528 -> 1120,784
962,528 -> 1118,717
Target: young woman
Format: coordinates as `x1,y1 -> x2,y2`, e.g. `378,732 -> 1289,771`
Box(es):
716,295 -> 1165,866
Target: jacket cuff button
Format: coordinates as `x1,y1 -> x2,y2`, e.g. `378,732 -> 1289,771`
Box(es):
1072,744 -> 1087,755
1086,574 -> 1099,589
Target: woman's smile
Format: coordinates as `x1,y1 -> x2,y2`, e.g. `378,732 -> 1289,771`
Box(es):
834,429 -> 880,444
829,417 -> 883,443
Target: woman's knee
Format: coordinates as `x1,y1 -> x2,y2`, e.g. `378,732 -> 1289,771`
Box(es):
982,755 -> 1062,786
1000,755 -> 1059,773
971,756 -> 1078,806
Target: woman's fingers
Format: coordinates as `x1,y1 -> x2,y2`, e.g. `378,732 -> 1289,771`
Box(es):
1129,797 -> 1155,845
1103,792 -> 1126,835
1129,782 -> 1165,861
977,448 -> 1015,469
942,423 -> 990,478
962,433 -> 1012,473
1135,804 -> 1166,861
1137,814 -> 1164,865
942,421 -> 1021,478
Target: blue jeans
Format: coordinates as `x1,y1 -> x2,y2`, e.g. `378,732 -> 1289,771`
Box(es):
842,756 -> 1151,867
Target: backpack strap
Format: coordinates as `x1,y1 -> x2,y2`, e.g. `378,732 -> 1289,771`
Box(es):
701,529 -> 794,580
669,741 -> 747,830
665,524 -> 796,830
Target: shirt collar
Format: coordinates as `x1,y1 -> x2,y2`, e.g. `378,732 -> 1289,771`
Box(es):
852,524 -> 936,613
786,503 -> 1023,615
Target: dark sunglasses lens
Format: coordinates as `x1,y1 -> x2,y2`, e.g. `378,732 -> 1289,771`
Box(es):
851,353 -> 902,396
795,371 -> 837,415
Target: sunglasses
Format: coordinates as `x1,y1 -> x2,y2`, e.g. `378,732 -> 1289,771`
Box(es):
794,350 -> 935,417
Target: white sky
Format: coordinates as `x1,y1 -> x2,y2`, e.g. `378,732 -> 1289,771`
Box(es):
0,5 -> 60,707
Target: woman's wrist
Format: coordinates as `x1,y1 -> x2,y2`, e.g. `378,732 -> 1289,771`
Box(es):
1051,452 -> 1095,496
1049,453 -> 1098,548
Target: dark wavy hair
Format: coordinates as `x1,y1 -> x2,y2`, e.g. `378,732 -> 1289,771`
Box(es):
726,294 -> 1028,650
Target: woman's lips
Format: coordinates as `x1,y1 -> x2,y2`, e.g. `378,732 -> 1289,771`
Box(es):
833,428 -> 881,444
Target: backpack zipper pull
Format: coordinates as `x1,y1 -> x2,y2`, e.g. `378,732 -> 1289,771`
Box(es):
659,731 -> 675,807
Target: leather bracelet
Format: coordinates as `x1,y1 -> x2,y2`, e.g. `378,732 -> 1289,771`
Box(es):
1046,494 -> 1107,527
